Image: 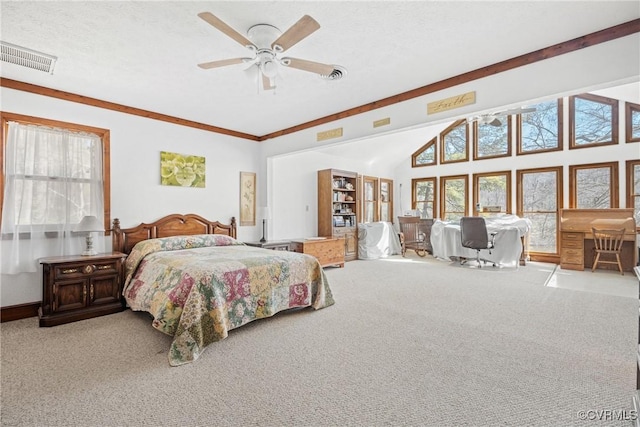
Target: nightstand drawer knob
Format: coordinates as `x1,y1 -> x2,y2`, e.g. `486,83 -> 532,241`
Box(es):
83,264 -> 95,274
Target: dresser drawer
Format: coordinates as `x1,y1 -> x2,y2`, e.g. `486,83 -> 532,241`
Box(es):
561,239 -> 583,249
562,232 -> 583,241
53,260 -> 119,280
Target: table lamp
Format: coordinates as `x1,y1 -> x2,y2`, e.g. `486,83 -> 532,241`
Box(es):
259,207 -> 271,243
74,215 -> 104,256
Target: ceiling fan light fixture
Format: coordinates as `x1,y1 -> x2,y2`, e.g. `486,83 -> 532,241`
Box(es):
261,59 -> 278,78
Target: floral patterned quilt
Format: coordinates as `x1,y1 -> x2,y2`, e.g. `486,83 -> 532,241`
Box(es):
123,234 -> 335,366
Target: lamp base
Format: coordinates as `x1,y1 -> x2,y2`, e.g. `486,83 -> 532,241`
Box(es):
82,234 -> 97,256
260,219 -> 267,243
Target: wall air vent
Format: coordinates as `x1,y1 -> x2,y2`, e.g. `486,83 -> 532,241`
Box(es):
1,41 -> 57,74
319,65 -> 347,81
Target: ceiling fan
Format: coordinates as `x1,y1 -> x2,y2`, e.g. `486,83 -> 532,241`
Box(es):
197,12 -> 336,91
468,107 -> 537,127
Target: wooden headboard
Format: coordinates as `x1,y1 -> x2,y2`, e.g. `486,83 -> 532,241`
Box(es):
112,213 -> 237,254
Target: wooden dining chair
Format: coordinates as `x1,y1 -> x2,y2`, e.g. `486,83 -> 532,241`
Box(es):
591,227 -> 625,275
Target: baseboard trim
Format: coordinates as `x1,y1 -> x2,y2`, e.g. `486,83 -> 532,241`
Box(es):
1,302 -> 40,322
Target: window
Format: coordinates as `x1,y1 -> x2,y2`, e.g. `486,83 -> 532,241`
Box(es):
569,162 -> 618,208
440,175 -> 467,221
517,99 -> 563,155
440,120 -> 468,164
473,119 -> 511,160
1,112 -> 111,273
411,177 -> 436,219
362,176 -> 378,223
569,93 -> 618,149
627,160 -> 640,228
379,178 -> 393,222
411,137 -> 437,167
516,167 -> 562,254
626,102 -> 640,143
473,171 -> 511,216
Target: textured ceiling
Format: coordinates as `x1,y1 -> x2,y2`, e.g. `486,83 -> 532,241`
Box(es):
1,1 -> 639,137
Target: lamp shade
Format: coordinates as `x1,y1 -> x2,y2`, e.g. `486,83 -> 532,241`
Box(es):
74,215 -> 104,233
259,207 -> 272,220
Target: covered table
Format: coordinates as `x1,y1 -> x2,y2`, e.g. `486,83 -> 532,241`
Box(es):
357,221 -> 402,259
430,215 -> 532,266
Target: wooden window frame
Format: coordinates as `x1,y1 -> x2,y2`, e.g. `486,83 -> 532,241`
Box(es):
472,171 -> 511,216
472,119 -> 512,160
361,175 -> 379,223
516,166 -> 563,259
411,137 -> 437,167
0,112 -> 112,234
626,101 -> 640,143
516,99 -> 563,156
411,177 -> 437,219
379,178 -> 393,222
627,159 -> 640,232
568,93 -> 618,149
440,119 -> 469,164
439,174 -> 468,220
568,161 -> 619,208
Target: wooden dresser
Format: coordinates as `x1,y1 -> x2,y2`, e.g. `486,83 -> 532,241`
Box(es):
290,238 -> 345,268
559,209 -> 637,272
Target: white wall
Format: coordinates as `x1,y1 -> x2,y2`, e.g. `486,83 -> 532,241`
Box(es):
0,88 -> 262,306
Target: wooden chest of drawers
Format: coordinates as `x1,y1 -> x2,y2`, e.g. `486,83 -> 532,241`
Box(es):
290,238 -> 345,268
39,253 -> 126,326
560,231 -> 584,271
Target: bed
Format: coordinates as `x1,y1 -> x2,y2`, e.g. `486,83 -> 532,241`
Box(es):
112,213 -> 335,366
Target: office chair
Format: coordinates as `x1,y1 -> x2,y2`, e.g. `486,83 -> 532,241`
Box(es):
397,216 -> 429,257
591,227 -> 625,275
459,216 -> 497,267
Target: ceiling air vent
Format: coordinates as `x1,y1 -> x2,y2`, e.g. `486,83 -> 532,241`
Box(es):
1,41 -> 57,74
320,65 -> 347,81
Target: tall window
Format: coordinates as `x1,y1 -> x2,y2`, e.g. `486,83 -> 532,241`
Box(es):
569,93 -> 618,149
412,137 -> 437,167
440,175 -> 467,221
440,120 -> 468,164
626,102 -> 640,143
362,176 -> 378,223
517,167 -> 562,254
379,178 -> 393,222
569,162 -> 618,208
473,171 -> 511,216
473,120 -> 511,160
627,160 -> 640,228
412,177 -> 436,219
1,112 -> 110,274
517,99 -> 563,155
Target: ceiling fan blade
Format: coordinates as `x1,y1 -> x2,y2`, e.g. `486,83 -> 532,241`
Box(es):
281,57 -> 334,75
488,118 -> 502,126
262,74 -> 275,91
198,12 -> 256,49
197,57 -> 247,69
271,15 -> 320,52
496,107 -> 537,116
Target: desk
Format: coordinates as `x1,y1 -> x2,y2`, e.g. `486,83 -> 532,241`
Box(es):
430,215 -> 532,267
559,209 -> 637,272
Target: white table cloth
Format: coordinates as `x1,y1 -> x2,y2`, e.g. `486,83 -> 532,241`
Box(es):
357,221 -> 402,259
430,215 -> 532,266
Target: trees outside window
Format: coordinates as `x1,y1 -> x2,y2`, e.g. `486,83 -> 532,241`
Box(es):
440,120 -> 468,164
569,162 -> 618,208
440,175 -> 467,221
517,99 -> 563,155
474,120 -> 511,160
626,102 -> 640,143
626,160 -> 640,228
412,137 -> 437,167
569,93 -> 618,149
473,172 -> 510,215
517,167 -> 562,254
412,177 -> 436,219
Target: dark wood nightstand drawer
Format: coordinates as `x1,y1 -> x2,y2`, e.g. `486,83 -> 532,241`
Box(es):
53,260 -> 119,280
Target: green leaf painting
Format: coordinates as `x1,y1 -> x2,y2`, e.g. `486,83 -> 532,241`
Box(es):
161,151 -> 205,188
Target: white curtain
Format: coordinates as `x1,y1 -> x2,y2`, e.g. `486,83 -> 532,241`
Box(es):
1,122 -> 105,274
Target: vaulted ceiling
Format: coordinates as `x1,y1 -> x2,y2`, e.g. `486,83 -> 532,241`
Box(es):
1,1 -> 639,139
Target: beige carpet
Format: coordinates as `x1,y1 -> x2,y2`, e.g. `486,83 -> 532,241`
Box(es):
1,254 -> 636,426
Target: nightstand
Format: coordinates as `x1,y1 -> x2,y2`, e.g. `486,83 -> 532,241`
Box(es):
39,252 -> 127,327
244,240 -> 291,251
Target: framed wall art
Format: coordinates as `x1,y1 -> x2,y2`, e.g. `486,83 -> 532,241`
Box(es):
239,171 -> 256,226
160,151 -> 205,187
